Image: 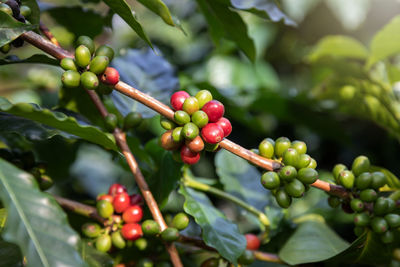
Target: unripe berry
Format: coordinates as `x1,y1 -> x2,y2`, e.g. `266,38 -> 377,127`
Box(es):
122,205 -> 143,223
371,171 -> 387,189
284,179 -> 305,198
96,83 -> 113,95
160,130 -> 181,151
170,91 -> 190,111
141,220 -> 160,236
332,164 -> 347,182
100,67 -> 119,85
82,222 -> 102,238
291,140 -> 307,154
201,258 -> 219,267
81,71 -> 99,90
174,110 -> 190,125
95,234 -> 112,252
245,234 -> 260,250
191,110 -> 209,128
172,213 -> 189,230
360,189 -> 377,202
274,137 -> 291,158
350,198 -> 364,212
195,90 -> 213,108
0,43 -> 10,54
108,183 -> 127,196
76,36 -> 95,54
215,117 -> 232,138
123,112 -> 142,130
180,145 -> 200,165
279,166 -> 297,182
182,97 -> 199,115
182,122 -> 199,140
104,113 -> 118,132
0,3 -> 12,16
161,227 -> 179,242
201,100 -> 224,122
352,155 -> 370,177
339,170 -> 355,189
354,212 -> 370,227
121,223 -> 143,241
61,70 -> 80,88
261,171 -> 280,190
385,213 -> 400,228
96,200 -> 114,218
259,139 -> 274,159
113,192 -> 131,213
160,117 -> 176,130
297,168 -> 318,184
282,148 -> 299,166
172,127 -> 184,143
89,56 -> 109,74
296,154 -> 312,169
111,231 -> 126,249
75,45 -> 91,68
238,250 -> 255,265
60,58 -> 78,71
95,45 -> 115,61
275,189 -> 292,208
328,196 -> 341,208
380,231 -> 394,244
185,136 -> 204,153
20,5 -> 31,18
371,217 -> 388,234
355,172 -> 372,190
201,123 -> 224,144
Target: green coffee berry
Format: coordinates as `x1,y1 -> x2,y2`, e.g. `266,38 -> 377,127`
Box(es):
75,45 -> 92,68
274,137 -> 291,158
371,172 -> 387,190
374,197 -> 389,216
0,43 -> 10,54
82,222 -> 102,238
259,139 -> 274,159
134,238 -> 148,251
386,198 -> 396,213
297,168 -> 318,184
283,148 -> 300,167
279,166 -> 297,182
111,231 -> 126,249
204,142 -> 219,152
182,122 -> 199,140
95,45 -> 115,61
371,217 -> 388,234
275,189 -> 292,208
76,36 -> 95,54
160,117 -> 176,130
161,228 -> 179,242
354,212 -> 370,227
89,56 -> 109,74
339,170 -> 355,189
291,140 -> 307,154
296,154 -> 312,169
60,58 -> 78,71
308,158 -> 317,169
123,112 -> 142,130
352,155 -> 370,176
95,234 -> 112,252
172,213 -> 189,230
191,110 -> 209,128
0,3 -> 12,16
284,179 -> 305,198
332,164 -> 347,182
81,71 -> 99,90
195,90 -> 213,108
137,258 -> 153,267
355,172 -> 372,190
96,83 -> 113,95
238,250 -> 255,265
384,214 -> 400,228
261,172 -> 280,190
142,220 -> 161,236
174,110 -> 190,125
350,198 -> 364,212
360,189 -> 377,202
354,226 -> 365,237
172,127 -> 184,143
380,230 -> 394,244
328,196 -> 341,208
182,97 -> 199,115
61,70 -> 80,88
20,5 -> 31,18
104,114 -> 118,132
96,200 -> 114,218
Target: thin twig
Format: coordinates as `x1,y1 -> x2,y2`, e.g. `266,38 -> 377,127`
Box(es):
39,22 -> 60,47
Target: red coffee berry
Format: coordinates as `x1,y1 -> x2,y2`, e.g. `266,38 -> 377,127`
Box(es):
215,117 -> 232,137
180,145 -> 200,165
186,136 -> 204,153
201,100 -> 224,122
113,192 -> 131,213
201,123 -> 224,144
130,194 -> 143,206
170,91 -> 190,111
121,223 -> 143,241
97,194 -> 113,203
245,234 -> 260,250
108,183 -> 127,197
100,67 -> 119,85
122,205 -> 143,223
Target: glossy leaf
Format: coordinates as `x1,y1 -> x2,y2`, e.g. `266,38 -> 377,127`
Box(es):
137,0 -> 175,26
196,0 -> 256,61
179,185 -> 246,264
111,48 -> 179,118
22,0 -> 40,25
0,97 -> 117,151
0,12 -> 36,47
0,54 -> 58,66
0,241 -> 23,267
370,165 -> 400,189
308,35 -> 369,62
230,0 -> 296,26
102,0 -> 153,47
367,15 -> 400,68
0,158 -> 87,267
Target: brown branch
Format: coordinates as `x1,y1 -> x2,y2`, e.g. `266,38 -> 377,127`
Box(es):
253,251 -> 284,264
20,30 -> 348,198
39,22 -> 60,47
54,195 -> 106,223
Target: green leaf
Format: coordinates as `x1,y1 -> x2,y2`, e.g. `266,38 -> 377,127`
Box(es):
0,240 -> 23,267
81,242 -> 113,267
137,0 -> 175,26
367,15 -> 400,68
102,0 -> 153,48
0,11 -> 36,47
308,35 -> 368,62
179,185 -> 246,265
0,97 -> 117,151
370,165 -> 400,189
196,0 -> 256,61
278,221 -> 349,265
0,158 -> 87,267
21,0 -> 40,25
230,0 -> 296,26
0,54 -> 59,66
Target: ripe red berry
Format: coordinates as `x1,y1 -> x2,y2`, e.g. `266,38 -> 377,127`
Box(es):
113,192 -> 131,213
100,67 -> 120,85
108,183 -> 127,197
122,205 -> 143,223
201,123 -> 224,144
201,100 -> 224,122
130,194 -> 143,206
215,117 -> 232,137
245,234 -> 260,250
170,91 -> 190,111
121,223 -> 143,241
97,194 -> 113,203
180,145 -> 200,165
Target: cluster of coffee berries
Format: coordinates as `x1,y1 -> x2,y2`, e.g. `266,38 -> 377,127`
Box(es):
328,156 -> 399,244
83,183 -> 145,252
257,137 -> 318,208
142,212 -> 189,242
160,90 -> 231,164
0,0 -> 32,52
60,36 -> 119,93
103,111 -> 143,132
0,148 -> 53,190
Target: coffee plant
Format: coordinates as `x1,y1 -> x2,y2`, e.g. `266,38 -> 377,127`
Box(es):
0,0 -> 400,266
